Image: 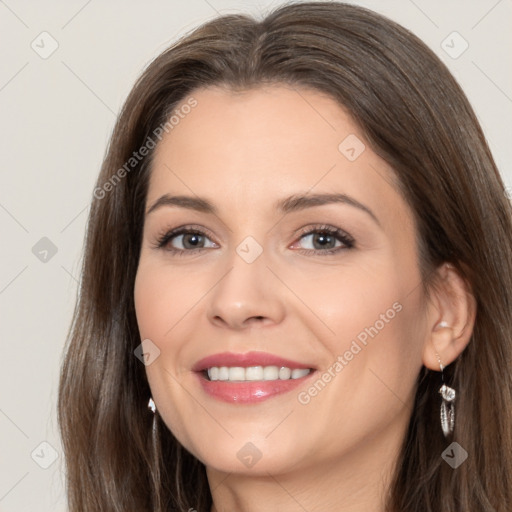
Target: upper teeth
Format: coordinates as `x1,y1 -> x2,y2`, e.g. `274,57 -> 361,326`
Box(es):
207,366 -> 311,382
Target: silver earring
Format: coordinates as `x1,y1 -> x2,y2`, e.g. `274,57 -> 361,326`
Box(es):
147,397 -> 162,509
436,352 -> 455,437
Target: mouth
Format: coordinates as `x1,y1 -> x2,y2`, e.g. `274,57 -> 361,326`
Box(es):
192,351 -> 317,403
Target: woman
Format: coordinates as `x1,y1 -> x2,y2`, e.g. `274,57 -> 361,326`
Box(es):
58,2 -> 512,511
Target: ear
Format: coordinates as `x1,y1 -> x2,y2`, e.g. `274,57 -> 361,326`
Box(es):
422,262 -> 477,371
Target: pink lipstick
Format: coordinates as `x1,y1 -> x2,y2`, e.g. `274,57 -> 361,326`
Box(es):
193,351 -> 316,404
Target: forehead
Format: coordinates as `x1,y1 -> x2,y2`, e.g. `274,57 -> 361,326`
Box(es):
147,84 -> 407,228
153,84 -> 362,171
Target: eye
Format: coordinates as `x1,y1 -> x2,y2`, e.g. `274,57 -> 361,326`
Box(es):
291,224 -> 355,255
154,225 -> 218,255
153,223 -> 355,257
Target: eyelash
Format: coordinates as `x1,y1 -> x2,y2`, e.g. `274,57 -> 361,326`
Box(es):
153,223 -> 355,257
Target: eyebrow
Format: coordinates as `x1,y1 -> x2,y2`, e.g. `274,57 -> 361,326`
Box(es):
146,192 -> 380,226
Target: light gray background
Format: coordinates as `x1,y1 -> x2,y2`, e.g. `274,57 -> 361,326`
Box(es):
0,1 -> 510,510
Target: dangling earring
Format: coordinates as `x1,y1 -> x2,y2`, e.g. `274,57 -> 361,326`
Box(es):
147,397 -> 162,511
435,352 -> 456,437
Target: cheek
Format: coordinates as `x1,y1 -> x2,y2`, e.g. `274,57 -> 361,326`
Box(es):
134,260 -> 201,341
133,262 -> 199,445
288,256 -> 407,346
294,268 -> 425,445
300,254 -> 425,396
134,265 -> 168,339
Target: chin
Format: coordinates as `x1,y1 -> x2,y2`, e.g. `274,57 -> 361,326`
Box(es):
187,437 -> 303,476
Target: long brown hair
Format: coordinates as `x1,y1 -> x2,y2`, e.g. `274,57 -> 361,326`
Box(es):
58,2 -> 512,510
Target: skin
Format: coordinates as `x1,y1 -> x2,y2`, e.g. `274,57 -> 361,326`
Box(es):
133,84 -> 476,511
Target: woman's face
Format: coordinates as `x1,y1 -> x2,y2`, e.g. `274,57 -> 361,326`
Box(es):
134,84 -> 430,477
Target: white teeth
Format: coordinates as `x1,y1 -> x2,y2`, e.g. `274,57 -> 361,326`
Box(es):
206,365 -> 312,382
291,368 -> 310,379
263,365 -> 279,380
228,367 -> 245,381
279,367 -> 291,379
245,366 -> 263,380
218,366 -> 229,381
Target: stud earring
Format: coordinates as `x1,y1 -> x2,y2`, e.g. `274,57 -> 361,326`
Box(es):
148,397 -> 156,414
435,352 -> 456,437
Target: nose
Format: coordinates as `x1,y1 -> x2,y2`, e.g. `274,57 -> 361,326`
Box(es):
206,247 -> 286,330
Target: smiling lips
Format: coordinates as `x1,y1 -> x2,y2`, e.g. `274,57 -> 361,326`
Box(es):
193,351 -> 316,403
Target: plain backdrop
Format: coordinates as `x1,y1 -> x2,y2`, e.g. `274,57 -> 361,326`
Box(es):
0,1 -> 511,510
